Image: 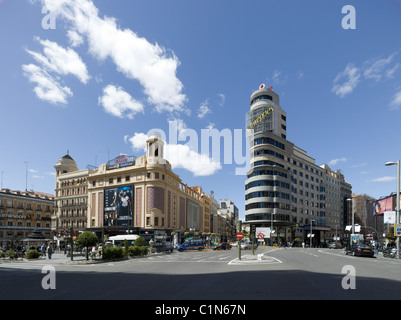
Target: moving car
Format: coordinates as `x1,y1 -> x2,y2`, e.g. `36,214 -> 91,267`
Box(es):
177,240 -> 204,252
344,244 -> 375,257
213,242 -> 232,250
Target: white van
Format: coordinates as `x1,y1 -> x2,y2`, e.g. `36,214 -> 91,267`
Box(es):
108,234 -> 139,247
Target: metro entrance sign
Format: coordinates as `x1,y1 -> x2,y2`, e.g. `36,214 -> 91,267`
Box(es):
236,232 -> 244,240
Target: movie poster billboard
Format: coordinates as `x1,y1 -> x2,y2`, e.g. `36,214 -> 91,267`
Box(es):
373,196 -> 393,215
104,186 -> 134,226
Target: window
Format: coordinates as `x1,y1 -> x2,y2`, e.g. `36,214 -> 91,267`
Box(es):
250,95 -> 273,105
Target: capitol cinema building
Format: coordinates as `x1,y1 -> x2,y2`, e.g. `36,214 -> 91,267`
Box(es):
53,135 -> 215,244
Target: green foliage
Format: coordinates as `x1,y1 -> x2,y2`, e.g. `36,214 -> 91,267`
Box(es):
127,245 -> 149,257
76,231 -> 98,260
0,251 -> 5,258
6,250 -> 18,259
128,246 -> 141,256
134,236 -> 147,247
103,247 -> 125,260
141,246 -> 149,255
76,231 -> 98,248
25,249 -> 41,259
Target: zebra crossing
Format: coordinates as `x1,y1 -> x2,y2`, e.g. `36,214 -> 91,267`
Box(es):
143,252 -> 235,263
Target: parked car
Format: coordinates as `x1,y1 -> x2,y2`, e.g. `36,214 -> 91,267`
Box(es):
328,242 -> 342,249
240,241 -> 256,250
177,240 -> 204,252
344,244 -> 375,257
213,242 -> 232,250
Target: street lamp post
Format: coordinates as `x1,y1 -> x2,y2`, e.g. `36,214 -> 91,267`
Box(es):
310,219 -> 315,248
270,212 -> 275,246
346,198 -> 355,243
385,160 -> 400,259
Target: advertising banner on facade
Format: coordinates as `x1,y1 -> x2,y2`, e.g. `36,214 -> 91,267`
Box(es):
373,196 -> 393,215
104,186 -> 134,226
106,155 -> 136,170
384,211 -> 395,224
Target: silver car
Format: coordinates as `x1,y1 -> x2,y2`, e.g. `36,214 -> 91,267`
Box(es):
240,242 -> 255,250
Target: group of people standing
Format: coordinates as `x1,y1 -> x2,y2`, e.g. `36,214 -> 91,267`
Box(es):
40,243 -> 54,259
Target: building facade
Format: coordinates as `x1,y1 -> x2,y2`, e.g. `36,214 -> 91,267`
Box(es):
0,188 -> 54,248
244,85 -> 352,245
351,194 -> 382,239
53,136 -> 235,245
53,153 -> 92,241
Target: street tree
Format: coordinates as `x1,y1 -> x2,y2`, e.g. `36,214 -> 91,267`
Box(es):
76,231 -> 98,260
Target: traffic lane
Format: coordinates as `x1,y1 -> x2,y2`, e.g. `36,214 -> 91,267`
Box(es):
3,259 -> 401,300
317,248 -> 401,282
265,247 -> 401,291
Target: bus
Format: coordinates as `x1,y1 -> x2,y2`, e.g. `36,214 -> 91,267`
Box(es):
108,234 -> 139,247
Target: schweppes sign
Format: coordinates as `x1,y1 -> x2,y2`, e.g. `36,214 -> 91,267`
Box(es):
247,106 -> 273,129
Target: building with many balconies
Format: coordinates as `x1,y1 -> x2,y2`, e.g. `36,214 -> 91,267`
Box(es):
244,85 -> 352,245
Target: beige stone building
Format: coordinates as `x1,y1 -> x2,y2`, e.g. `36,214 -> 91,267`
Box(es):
53,136 -> 234,244
0,188 -> 54,248
53,153 -> 92,241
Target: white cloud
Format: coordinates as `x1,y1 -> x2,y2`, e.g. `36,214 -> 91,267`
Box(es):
126,133 -> 221,176
267,69 -> 288,86
328,157 -> 348,166
26,37 -> 90,84
333,52 -> 401,98
363,52 -> 398,81
127,132 -> 148,152
22,63 -> 72,105
217,93 -> 225,107
389,90 -> 401,110
98,84 -> 144,119
369,176 -> 396,183
332,64 -> 361,97
197,100 -> 211,119
206,122 -> 215,130
349,162 -> 367,168
41,0 -> 186,114
67,30 -> 84,47
165,144 -> 221,176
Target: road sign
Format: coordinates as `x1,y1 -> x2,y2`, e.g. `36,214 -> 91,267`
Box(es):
257,232 -> 265,239
395,224 -> 401,237
236,232 -> 244,240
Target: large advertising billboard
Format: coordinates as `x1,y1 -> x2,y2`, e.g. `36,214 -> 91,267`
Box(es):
373,196 -> 393,215
104,186 -> 134,226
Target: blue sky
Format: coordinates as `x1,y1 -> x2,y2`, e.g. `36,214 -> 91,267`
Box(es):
1,0 -> 401,220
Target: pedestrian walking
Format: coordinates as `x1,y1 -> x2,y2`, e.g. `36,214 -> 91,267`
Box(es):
47,244 -> 53,259
40,244 -> 46,257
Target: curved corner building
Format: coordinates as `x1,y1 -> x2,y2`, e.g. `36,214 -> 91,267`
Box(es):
245,85 -> 328,243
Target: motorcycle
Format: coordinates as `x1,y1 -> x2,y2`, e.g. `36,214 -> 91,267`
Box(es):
382,247 -> 397,258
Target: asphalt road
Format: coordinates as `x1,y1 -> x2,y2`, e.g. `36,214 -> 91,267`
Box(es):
1,247 -> 401,301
